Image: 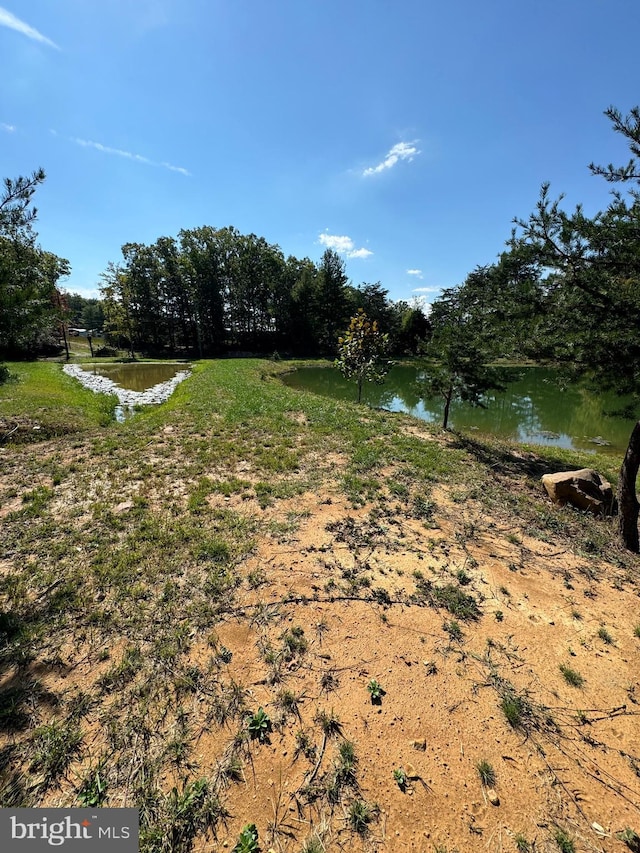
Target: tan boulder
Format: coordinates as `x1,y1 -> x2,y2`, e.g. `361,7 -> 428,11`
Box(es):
541,469 -> 614,516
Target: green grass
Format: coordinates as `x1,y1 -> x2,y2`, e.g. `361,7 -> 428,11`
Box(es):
559,663 -> 585,688
0,356 -> 633,851
476,759 -> 496,787
0,362 -> 117,438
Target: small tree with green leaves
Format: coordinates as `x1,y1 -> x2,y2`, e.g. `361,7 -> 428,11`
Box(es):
335,309 -> 391,403
418,278 -> 507,429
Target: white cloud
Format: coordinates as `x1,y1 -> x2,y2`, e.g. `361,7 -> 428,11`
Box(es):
1,122 -> 15,132
412,286 -> 440,293
406,268 -> 423,278
318,232 -> 372,259
363,141 -> 420,177
68,136 -> 190,176
0,6 -> 59,49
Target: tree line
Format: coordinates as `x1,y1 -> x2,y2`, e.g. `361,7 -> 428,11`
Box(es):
99,232 -> 428,358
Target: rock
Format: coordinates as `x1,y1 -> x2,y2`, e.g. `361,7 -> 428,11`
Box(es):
410,738 -> 427,751
541,469 -> 615,516
404,762 -> 419,779
486,788 -> 500,806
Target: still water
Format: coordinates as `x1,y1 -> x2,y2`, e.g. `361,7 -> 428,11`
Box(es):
283,365 -> 637,456
80,362 -> 188,391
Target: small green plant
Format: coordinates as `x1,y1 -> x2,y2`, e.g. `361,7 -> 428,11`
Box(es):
232,823 -> 260,853
495,610 -> 504,622
444,619 -> 463,642
294,729 -> 316,762
348,799 -> 379,835
559,663 -> 585,688
634,625 -> 640,639
598,626 -> 614,645
247,708 -> 271,742
320,669 -> 340,695
500,693 -> 525,730
315,708 -> 342,738
393,767 -> 407,791
456,568 -> 471,585
476,759 -> 496,787
367,679 -> 385,704
617,827 -> 640,852
281,625 -> 308,660
514,834 -> 531,852
29,721 -> 83,790
77,764 -> 108,806
553,826 -> 575,853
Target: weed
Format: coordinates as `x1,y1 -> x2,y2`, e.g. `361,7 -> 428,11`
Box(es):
634,625 -> 640,639
416,580 -> 480,620
315,708 -> 342,738
348,799 -> 379,835
217,645 -> 233,664
393,767 -> 408,791
29,721 -> 83,790
500,693 -> 526,730
444,620 -> 463,642
247,707 -> 271,742
617,828 -> 640,852
495,610 -> 504,622
456,568 -> 471,586
97,645 -> 143,691
247,567 -> 267,588
367,679 -> 385,704
559,664 -> 585,688
214,754 -> 244,789
514,835 -> 531,852
275,688 -> 300,719
553,826 -> 575,853
320,669 -> 340,695
281,625 -> 308,660
295,730 -> 317,762
209,681 -> 248,726
77,761 -> 108,806
476,759 -> 496,787
301,834 -> 325,853
598,626 -> 614,645
232,823 -> 259,853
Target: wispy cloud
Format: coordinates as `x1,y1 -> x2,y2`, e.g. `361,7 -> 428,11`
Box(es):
363,141 -> 420,177
0,6 -> 59,49
412,286 -> 440,293
66,135 -> 190,176
406,269 -> 423,279
1,122 -> 16,132
319,232 -> 373,259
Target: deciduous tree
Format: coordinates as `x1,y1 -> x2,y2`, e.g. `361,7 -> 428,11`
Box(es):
335,309 -> 391,403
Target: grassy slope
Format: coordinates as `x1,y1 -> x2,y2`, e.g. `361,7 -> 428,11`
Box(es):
0,359 -> 639,853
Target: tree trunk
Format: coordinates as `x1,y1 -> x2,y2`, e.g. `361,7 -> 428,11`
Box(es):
442,390 -> 452,430
618,420 -> 640,552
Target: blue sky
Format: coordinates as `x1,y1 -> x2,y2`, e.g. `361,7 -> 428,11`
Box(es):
2,0 -> 639,302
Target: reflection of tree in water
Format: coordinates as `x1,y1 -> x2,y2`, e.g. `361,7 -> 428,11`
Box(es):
283,366 -> 635,454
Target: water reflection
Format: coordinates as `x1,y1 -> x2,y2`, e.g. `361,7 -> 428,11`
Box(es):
81,362 -> 188,392
283,365 -> 637,455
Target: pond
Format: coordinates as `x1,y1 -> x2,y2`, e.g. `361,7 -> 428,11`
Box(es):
80,362 -> 189,392
282,365 -> 637,456
64,362 -> 192,421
